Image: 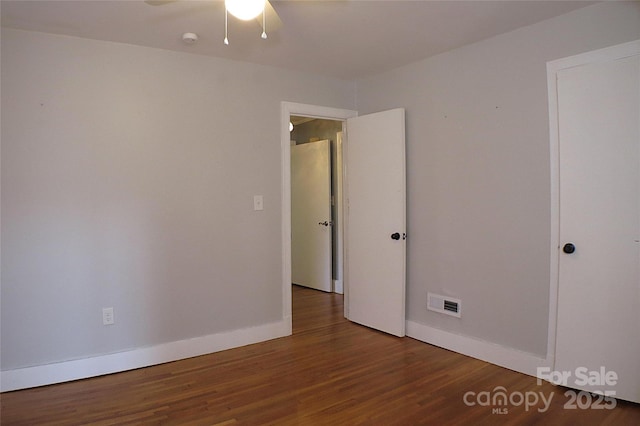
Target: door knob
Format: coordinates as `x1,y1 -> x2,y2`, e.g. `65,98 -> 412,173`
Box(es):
563,243 -> 576,254
391,232 -> 401,240
318,221 -> 332,227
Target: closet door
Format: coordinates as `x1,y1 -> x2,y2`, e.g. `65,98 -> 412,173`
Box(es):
553,42 -> 639,403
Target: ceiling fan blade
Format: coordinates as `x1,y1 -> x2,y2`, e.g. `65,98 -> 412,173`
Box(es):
256,0 -> 282,32
144,0 -> 179,6
144,0 -> 282,33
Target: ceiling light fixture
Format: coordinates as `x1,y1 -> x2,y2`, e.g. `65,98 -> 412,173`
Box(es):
226,0 -> 265,21
224,0 -> 268,45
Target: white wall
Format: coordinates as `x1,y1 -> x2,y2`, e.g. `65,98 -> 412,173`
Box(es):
0,29 -> 355,373
356,1 -> 640,359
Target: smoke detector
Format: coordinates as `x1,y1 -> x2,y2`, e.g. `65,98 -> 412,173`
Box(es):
182,32 -> 199,44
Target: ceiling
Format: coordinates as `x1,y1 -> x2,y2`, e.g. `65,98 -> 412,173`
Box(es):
1,0 -> 596,80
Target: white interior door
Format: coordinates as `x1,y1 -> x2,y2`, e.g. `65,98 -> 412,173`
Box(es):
291,139 -> 332,292
555,46 -> 640,403
345,108 -> 406,337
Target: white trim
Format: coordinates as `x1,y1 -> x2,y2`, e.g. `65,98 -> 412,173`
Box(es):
547,39 -> 640,72
1,320 -> 289,392
280,102 -> 357,327
333,131 -> 345,296
546,56 -> 561,373
407,321 -> 549,377
545,39 -> 640,372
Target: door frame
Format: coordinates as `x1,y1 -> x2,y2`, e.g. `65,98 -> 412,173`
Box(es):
280,102 -> 358,333
546,39 -> 640,369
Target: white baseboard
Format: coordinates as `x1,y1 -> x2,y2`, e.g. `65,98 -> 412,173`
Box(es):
1,319 -> 290,392
406,320 -> 551,377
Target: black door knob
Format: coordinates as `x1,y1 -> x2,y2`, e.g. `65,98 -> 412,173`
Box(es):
391,232 -> 401,240
563,243 -> 576,254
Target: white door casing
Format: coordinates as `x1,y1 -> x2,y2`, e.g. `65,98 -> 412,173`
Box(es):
291,140 -> 332,292
344,108 -> 406,337
281,102 -> 358,333
333,131 -> 345,295
550,41 -> 640,403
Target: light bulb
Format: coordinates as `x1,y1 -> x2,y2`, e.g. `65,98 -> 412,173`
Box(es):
225,0 -> 266,21
289,122 -> 294,132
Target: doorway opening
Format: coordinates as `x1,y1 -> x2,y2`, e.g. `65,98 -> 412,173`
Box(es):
290,115 -> 344,294
282,102 -> 407,338
280,102 -> 358,336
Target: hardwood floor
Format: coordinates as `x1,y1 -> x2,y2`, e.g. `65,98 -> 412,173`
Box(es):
2,285 -> 639,425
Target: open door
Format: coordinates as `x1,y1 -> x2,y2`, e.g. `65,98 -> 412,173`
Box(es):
344,108 -> 406,337
291,139 -> 333,292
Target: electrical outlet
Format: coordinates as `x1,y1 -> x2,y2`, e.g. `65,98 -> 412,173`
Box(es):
102,307 -> 114,325
253,195 -> 264,211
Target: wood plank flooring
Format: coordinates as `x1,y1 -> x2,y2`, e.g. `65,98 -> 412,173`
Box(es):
2,285 -> 639,425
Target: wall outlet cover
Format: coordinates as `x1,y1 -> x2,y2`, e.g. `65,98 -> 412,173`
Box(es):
102,307 -> 115,325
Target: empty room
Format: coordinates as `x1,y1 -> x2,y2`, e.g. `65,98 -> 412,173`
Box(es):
1,1 -> 640,424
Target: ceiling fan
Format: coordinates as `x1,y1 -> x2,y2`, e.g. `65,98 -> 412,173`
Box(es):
145,0 -> 282,44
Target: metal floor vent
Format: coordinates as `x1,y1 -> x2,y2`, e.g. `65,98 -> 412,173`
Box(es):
427,293 -> 462,318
